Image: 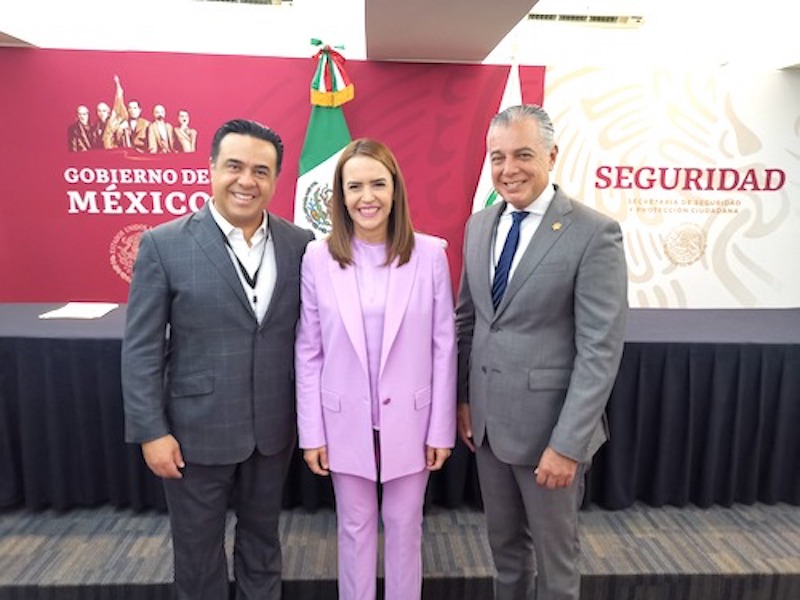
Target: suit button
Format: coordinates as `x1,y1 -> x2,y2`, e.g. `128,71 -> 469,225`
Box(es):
481,366 -> 487,374
382,398 -> 391,405
490,326 -> 500,332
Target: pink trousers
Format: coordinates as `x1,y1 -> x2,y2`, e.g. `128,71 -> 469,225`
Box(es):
331,469 -> 430,600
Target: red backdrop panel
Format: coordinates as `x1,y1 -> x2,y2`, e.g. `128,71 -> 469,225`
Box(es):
0,48 -> 544,302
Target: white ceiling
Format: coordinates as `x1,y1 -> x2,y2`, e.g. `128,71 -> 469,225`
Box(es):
0,0 -> 798,69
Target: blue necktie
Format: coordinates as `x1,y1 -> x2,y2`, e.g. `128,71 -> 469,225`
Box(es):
492,211 -> 529,310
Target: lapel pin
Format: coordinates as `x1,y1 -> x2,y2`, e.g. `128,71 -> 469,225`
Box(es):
552,222 -> 562,231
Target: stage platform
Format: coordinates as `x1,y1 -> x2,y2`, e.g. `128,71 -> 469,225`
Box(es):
1,502 -> 798,600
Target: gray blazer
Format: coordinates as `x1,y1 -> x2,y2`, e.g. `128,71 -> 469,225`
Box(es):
122,203 -> 314,465
456,186 -> 628,466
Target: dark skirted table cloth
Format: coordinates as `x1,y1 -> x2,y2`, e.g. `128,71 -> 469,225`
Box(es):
1,303 -> 798,511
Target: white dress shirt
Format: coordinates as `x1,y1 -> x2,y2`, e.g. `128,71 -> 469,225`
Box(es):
209,201 -> 276,323
491,181 -> 556,282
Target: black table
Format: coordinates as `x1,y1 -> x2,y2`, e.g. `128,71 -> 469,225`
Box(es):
1,304 -> 798,511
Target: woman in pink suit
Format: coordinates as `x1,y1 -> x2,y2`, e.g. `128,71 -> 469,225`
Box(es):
295,138 -> 457,600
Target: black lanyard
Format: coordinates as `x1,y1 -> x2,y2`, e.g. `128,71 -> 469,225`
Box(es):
221,228 -> 268,305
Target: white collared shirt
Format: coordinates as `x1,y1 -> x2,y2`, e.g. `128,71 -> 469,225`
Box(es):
209,201 -> 276,323
491,181 -> 556,283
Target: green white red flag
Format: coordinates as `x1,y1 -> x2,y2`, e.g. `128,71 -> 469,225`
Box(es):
293,42 -> 354,237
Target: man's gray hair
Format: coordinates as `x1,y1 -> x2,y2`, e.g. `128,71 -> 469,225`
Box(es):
489,104 -> 556,149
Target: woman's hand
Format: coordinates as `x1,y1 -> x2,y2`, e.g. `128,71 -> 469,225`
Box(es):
303,446 -> 330,476
425,446 -> 452,471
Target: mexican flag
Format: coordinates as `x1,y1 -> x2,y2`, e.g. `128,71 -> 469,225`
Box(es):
293,43 -> 354,237
470,63 -> 522,213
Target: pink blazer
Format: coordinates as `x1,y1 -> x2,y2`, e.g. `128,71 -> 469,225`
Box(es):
295,233 -> 457,482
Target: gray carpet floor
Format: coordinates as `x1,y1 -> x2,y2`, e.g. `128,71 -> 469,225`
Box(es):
1,502 -> 798,598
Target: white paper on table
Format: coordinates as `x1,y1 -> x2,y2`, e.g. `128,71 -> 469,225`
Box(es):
38,302 -> 120,320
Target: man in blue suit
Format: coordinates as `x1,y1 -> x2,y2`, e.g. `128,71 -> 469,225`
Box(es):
122,119 -> 314,599
457,105 -> 628,599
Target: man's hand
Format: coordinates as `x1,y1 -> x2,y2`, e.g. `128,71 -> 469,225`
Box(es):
534,446 -> 578,489
303,447 -> 330,476
426,446 -> 452,471
457,404 -> 476,452
142,435 -> 184,479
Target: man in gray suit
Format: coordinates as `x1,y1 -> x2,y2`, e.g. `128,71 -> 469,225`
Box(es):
122,119 -> 314,599
456,104 -> 628,600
